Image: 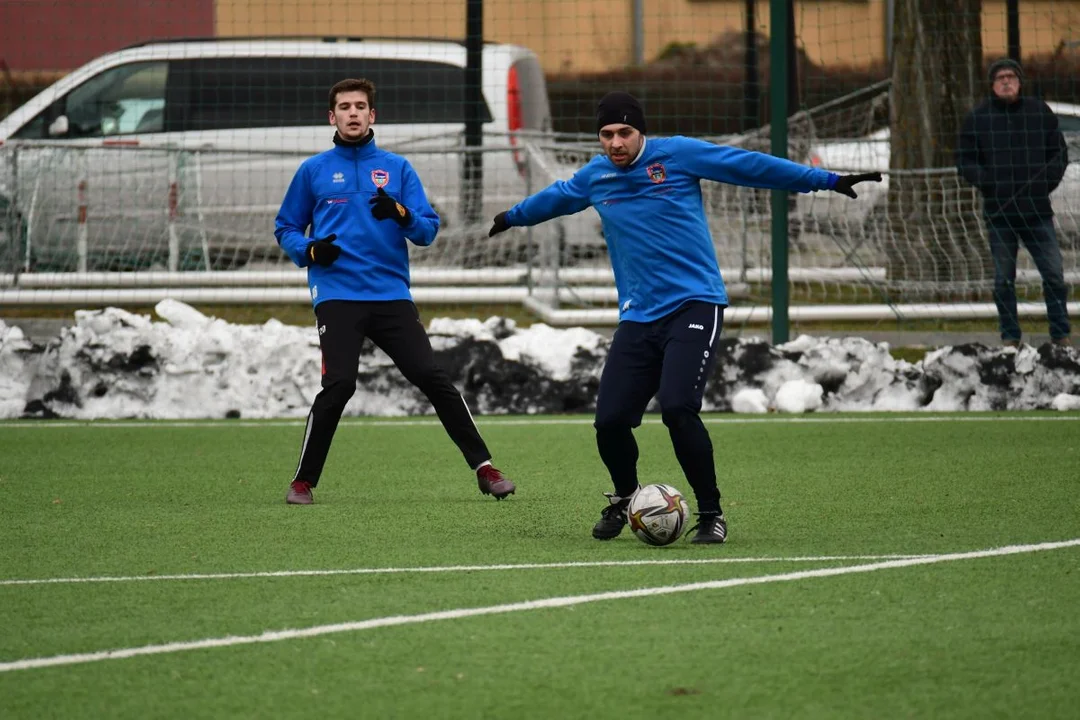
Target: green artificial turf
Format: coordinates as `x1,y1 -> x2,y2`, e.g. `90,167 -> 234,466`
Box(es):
1,413 -> 1078,718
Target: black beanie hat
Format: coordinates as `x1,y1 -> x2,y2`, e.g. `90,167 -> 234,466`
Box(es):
596,91 -> 647,135
988,58 -> 1023,85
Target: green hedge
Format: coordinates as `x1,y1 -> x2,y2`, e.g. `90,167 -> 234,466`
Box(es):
548,48 -> 1080,138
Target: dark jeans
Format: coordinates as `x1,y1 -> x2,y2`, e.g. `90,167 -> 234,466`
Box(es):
593,301 -> 725,512
986,215 -> 1071,342
294,300 -> 490,485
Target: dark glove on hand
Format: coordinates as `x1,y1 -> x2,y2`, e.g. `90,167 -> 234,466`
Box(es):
306,234 -> 339,266
832,172 -> 883,199
369,187 -> 411,227
488,211 -> 511,237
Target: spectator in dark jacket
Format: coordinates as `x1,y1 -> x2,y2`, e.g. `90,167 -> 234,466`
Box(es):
956,58 -> 1071,346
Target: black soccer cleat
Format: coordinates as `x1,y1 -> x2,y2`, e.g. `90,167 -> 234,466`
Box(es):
688,511 -> 728,544
592,492 -> 632,540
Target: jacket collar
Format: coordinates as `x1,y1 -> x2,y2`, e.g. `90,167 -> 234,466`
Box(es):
331,129 -> 377,157
627,136 -> 648,167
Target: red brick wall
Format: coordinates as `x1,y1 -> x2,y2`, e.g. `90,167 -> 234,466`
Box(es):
0,0 -> 214,71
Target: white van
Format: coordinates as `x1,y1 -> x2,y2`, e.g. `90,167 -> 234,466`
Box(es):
0,37 -> 553,271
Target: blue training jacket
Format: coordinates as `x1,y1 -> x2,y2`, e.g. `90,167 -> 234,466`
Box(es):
506,136 -> 839,323
275,136 -> 439,306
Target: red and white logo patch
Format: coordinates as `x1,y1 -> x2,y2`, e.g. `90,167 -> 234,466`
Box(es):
646,162 -> 667,184
371,169 -> 390,187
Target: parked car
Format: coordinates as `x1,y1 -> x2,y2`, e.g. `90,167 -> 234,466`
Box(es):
0,37 -> 553,271
796,100 -> 1080,241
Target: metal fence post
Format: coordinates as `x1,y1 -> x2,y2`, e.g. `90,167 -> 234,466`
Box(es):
167,148 -> 180,272
76,155 -> 88,273
769,0 -> 791,345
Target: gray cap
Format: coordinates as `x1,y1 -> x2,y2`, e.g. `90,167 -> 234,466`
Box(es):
988,58 -> 1023,85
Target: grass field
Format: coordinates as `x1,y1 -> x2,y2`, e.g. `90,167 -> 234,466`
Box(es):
2,413 -> 1079,719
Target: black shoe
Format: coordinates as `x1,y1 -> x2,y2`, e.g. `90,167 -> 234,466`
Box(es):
688,511 -> 727,544
592,492 -> 632,540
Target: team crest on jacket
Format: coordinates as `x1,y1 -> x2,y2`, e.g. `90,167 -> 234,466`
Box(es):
371,169 -> 390,187
646,162 -> 667,184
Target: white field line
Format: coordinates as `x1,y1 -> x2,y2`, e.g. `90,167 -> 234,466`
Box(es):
0,415 -> 1078,431
0,554 -> 936,588
1,539 -> 1076,674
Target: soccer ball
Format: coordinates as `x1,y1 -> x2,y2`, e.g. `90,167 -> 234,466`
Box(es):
627,483 -> 690,546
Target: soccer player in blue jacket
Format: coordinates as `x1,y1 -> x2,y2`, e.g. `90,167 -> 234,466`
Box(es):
489,92 -> 880,543
275,78 -> 515,505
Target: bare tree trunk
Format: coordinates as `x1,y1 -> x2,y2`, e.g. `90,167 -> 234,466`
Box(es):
886,0 -> 987,299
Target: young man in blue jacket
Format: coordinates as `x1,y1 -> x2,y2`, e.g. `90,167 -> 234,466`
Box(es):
276,78 -> 515,505
489,91 -> 880,543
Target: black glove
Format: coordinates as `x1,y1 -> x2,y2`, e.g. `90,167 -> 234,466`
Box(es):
369,187 -> 411,227
488,211 -> 511,237
832,172 -> 883,199
306,234 -> 339,266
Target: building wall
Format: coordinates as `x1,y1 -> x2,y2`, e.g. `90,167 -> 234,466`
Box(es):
0,0 -> 215,71
215,0 -> 1080,73
1,0 -> 1077,73
982,0 -> 1080,58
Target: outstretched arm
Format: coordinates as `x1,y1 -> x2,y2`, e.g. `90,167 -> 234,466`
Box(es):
674,136 -> 839,193
489,169 -> 592,236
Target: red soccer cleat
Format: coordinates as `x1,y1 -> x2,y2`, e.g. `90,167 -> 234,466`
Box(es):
286,480 -> 314,505
476,465 -> 516,500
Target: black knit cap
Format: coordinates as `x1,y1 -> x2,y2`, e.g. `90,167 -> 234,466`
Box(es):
988,57 -> 1023,85
596,91 -> 647,135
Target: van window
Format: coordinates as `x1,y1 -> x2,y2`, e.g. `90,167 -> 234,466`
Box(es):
172,57 -> 493,131
13,62 -> 168,139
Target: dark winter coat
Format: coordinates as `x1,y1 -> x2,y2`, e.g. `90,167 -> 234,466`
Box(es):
956,95 -> 1069,221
